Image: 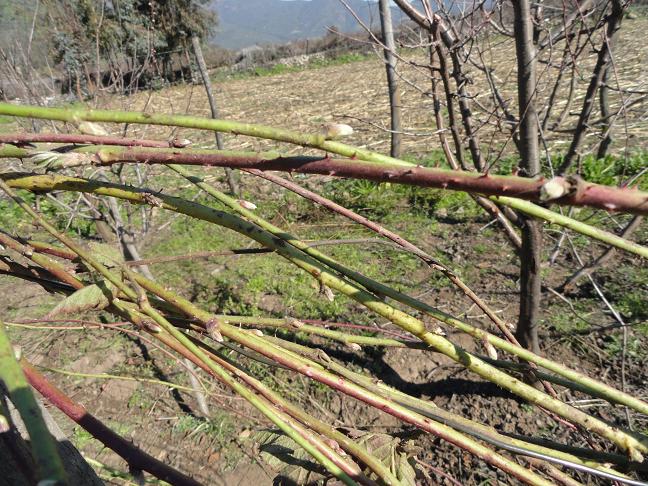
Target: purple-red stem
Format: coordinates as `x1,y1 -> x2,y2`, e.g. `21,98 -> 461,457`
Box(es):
93,148 -> 648,215
0,133 -> 183,148
21,361 -> 202,486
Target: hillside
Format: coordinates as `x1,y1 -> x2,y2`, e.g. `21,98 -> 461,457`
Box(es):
209,0 -> 404,48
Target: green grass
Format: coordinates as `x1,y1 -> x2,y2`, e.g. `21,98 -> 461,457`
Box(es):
544,301 -> 596,334
323,173 -> 482,222
599,265 -> 648,325
577,152 -> 648,190
487,151 -> 648,191
602,333 -> 645,358
211,51 -> 372,83
0,189 -> 97,238
146,164 -> 457,323
71,427 -> 94,449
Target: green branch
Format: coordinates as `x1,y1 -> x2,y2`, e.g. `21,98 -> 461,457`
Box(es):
493,196 -> 648,258
0,321 -> 67,484
0,102 -> 406,166
4,172 -> 648,419
2,173 -> 647,460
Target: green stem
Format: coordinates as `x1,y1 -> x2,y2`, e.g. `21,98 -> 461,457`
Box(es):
38,366 -> 208,395
3,173 -> 647,459
0,232 -> 83,288
3,231 -> 384,483
181,333 -> 401,485
119,302 -> 363,486
156,169 -> 648,416
0,213 -> 634,484
0,179 -> 137,301
0,320 -> 68,484
271,336 -> 639,476
135,285 -> 553,486
219,315 -> 421,349
493,196 -> 648,258
0,102 -> 407,166
0,183 -> 361,486
4,186 -> 624,409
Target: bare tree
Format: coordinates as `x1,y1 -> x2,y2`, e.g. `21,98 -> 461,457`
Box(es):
350,0 -> 641,352
379,0 -> 402,157
512,0 -> 542,352
191,34 -> 240,195
557,0 -> 624,174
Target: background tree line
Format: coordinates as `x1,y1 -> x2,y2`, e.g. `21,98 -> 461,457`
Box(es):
0,0 -> 215,99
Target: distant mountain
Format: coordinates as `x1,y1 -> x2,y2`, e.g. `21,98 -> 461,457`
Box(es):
209,0 -> 404,49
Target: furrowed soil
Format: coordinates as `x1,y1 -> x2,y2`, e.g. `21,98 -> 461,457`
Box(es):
1,16 -> 648,486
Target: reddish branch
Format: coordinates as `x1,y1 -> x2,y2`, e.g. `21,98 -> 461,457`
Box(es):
90,148 -> 648,215
21,361 -> 202,486
0,133 -> 187,148
246,169 -> 525,341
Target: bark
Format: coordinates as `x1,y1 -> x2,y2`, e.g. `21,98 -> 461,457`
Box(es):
0,133 -> 187,147
190,35 -> 239,195
379,0 -> 402,157
596,64 -> 613,159
22,363 -> 202,486
388,2 -> 523,246
430,27 -> 464,168
20,144 -> 647,215
512,0 -> 542,353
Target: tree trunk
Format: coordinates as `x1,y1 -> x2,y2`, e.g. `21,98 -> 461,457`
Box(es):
512,0 -> 542,353
191,35 -> 239,195
379,0 -> 402,158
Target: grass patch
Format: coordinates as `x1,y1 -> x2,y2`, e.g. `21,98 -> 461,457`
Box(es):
602,333 -> 645,358
598,265 -> 648,325
72,427 -> 95,449
211,51 -> 372,82
0,190 -> 97,238
544,301 -> 596,334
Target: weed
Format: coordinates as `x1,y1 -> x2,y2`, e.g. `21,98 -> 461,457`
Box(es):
520,403 -> 534,413
599,266 -> 648,324
128,388 -> 154,410
325,178 -> 404,219
473,242 -> 489,255
72,427 -> 95,449
211,52 -> 372,83
544,302 -> 594,333
309,52 -> 370,68
602,333 -> 644,358
545,152 -> 648,189
173,413 -> 236,446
